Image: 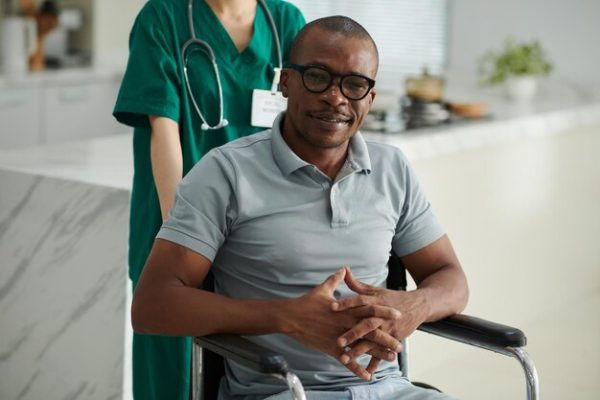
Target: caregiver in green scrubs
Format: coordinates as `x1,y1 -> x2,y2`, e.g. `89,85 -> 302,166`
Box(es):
113,0 -> 304,398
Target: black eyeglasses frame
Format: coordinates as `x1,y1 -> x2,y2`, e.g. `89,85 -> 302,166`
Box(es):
288,64 -> 376,101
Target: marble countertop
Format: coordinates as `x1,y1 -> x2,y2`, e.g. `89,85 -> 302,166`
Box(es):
1,81 -> 599,191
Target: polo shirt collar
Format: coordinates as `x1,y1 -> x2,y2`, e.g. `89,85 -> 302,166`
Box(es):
271,112 -> 372,176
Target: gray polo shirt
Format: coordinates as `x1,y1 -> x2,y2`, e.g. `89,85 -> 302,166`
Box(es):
158,113 -> 444,399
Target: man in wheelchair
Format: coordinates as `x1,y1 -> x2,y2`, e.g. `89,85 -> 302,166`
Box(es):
132,15 -> 469,400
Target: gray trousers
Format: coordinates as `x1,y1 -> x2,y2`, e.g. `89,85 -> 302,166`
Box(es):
264,375 -> 458,400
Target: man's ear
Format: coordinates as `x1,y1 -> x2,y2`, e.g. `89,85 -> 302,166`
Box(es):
367,88 -> 376,108
280,69 -> 290,98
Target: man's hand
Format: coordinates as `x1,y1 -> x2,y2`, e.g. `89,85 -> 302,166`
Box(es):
284,268 -> 401,380
331,267 -> 429,363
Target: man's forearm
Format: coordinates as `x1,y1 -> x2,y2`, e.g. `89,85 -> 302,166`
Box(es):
400,234 -> 469,323
132,283 -> 293,336
413,262 -> 469,323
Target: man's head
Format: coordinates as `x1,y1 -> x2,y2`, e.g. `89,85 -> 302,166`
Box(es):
280,16 -> 378,153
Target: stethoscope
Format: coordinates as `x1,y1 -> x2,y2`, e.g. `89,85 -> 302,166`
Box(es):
181,0 -> 282,130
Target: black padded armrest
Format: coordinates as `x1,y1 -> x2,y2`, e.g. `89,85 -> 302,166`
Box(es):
418,314 -> 527,349
195,335 -> 290,375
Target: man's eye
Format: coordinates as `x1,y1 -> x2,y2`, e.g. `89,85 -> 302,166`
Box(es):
305,71 -> 329,82
345,78 -> 368,90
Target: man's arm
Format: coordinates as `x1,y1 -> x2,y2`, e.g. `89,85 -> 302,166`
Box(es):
401,234 -> 469,321
132,238 -> 402,379
331,234 -> 468,360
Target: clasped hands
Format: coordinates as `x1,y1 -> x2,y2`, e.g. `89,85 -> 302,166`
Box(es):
287,266 -> 426,381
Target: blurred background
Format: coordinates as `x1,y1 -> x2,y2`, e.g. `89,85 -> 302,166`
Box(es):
0,1 -> 598,399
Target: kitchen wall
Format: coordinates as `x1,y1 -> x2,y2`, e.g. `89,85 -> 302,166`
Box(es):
78,0 -> 600,86
92,0 -> 145,66
448,0 -> 600,86
4,0 -> 599,82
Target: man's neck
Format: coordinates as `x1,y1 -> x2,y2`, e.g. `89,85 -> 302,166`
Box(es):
302,147 -> 348,180
280,127 -> 350,181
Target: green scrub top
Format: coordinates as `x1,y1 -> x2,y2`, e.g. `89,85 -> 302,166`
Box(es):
114,0 -> 305,284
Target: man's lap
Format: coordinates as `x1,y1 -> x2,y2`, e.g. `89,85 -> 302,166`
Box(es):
263,376 -> 457,400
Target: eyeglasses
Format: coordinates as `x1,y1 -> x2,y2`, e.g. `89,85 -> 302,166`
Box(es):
288,64 -> 376,101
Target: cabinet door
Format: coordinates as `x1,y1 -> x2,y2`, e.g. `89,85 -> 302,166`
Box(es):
43,80 -> 129,145
0,87 -> 41,149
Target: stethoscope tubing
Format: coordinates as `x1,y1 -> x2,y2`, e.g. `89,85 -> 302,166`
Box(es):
182,0 -> 282,130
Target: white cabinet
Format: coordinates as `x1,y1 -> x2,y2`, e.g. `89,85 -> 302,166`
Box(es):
0,72 -> 129,149
0,87 -> 41,148
43,80 -> 125,145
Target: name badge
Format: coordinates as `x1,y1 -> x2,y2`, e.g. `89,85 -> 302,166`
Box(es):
251,89 -> 287,128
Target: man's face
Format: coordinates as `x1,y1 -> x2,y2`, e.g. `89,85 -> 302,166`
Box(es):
281,29 -> 377,151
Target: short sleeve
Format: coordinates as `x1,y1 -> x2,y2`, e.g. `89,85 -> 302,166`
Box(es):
113,3 -> 181,129
391,157 -> 445,256
156,149 -> 237,261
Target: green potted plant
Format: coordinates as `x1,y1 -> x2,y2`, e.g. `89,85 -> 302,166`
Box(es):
478,38 -> 553,101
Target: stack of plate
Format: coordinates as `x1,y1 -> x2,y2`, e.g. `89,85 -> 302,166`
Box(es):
401,96 -> 451,129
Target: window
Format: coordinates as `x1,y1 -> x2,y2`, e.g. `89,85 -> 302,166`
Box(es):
287,0 -> 449,91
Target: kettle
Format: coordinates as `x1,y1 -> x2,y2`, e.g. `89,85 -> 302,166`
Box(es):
1,16 -> 37,75
405,67 -> 445,102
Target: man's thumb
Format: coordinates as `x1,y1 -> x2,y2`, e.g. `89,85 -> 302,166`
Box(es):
344,267 -> 370,294
322,267 -> 346,292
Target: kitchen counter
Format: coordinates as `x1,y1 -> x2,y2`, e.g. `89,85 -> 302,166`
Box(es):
368,78 -> 600,160
0,65 -> 124,89
0,139 -> 130,399
1,89 -> 599,399
1,83 -> 599,184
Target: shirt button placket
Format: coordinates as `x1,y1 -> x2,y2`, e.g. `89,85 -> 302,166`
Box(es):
330,184 -> 343,228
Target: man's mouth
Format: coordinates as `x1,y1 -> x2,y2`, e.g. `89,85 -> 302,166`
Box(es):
309,112 -> 352,125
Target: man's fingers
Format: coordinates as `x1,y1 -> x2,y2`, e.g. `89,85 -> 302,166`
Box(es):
365,329 -> 403,353
331,294 -> 372,311
366,357 -> 382,375
343,267 -> 375,295
338,321 -> 402,350
340,340 -> 396,364
348,304 -> 402,320
344,360 -> 372,381
339,337 -> 399,364
337,317 -> 384,347
339,339 -> 372,365
320,268 -> 346,293
367,346 -> 397,362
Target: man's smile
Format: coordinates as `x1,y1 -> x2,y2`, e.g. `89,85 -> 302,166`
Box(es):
308,111 -> 352,129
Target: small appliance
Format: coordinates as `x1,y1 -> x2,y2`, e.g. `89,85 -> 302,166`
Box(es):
1,16 -> 37,75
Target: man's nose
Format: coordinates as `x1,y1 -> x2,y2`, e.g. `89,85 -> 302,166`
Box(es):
320,81 -> 348,106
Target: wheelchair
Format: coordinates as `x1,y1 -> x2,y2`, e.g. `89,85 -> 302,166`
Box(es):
192,253 -> 539,400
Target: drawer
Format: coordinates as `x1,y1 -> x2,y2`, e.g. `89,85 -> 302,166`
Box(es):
0,87 -> 41,149
43,81 -> 128,145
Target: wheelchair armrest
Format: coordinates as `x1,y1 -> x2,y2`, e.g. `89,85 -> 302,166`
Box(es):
418,314 -> 527,349
195,335 -> 290,375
